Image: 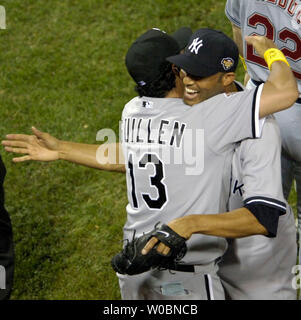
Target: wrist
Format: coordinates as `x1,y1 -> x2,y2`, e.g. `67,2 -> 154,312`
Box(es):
264,48 -> 290,70
57,141 -> 70,160
179,215 -> 203,239
167,215 -> 194,240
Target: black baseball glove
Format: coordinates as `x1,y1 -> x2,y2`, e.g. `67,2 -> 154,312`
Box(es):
111,223 -> 187,275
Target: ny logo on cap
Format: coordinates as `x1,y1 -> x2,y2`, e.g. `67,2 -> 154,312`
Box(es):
188,38 -> 203,54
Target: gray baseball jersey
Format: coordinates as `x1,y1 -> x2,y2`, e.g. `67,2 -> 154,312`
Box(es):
218,115 -> 297,299
225,0 -> 301,94
120,86 -> 264,267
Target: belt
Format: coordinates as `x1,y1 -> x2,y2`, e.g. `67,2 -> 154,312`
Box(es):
251,79 -> 301,105
168,264 -> 195,273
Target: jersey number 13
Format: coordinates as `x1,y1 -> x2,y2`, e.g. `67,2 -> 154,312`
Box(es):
128,153 -> 168,210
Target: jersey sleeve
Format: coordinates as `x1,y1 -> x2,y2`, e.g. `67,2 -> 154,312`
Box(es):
225,0 -> 241,27
203,84 -> 265,153
240,116 -> 285,207
239,116 -> 287,236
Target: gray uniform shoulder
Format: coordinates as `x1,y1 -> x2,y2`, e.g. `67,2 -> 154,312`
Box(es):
225,0 -> 242,26
189,86 -> 264,152
231,115 -> 285,211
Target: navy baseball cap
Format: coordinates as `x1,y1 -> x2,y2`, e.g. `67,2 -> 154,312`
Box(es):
171,27 -> 193,52
167,28 -> 239,78
126,27 -> 192,86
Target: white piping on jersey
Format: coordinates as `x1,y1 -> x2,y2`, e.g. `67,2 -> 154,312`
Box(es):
204,274 -> 215,300
225,6 -> 240,27
245,199 -> 286,211
254,84 -> 265,138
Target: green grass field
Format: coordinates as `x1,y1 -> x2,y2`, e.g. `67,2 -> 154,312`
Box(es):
0,0 -> 298,300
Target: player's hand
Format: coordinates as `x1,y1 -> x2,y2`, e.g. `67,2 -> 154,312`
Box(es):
2,127 -> 60,162
142,217 -> 192,256
245,35 -> 278,57
31,127 -> 61,151
142,236 -> 171,256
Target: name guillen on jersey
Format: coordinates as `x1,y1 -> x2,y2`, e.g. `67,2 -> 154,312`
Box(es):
122,117 -> 186,148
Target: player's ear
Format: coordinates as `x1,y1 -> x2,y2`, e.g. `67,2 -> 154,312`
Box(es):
172,64 -> 181,77
221,72 -> 235,87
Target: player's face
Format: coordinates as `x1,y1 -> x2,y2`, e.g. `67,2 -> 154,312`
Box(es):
180,70 -> 224,106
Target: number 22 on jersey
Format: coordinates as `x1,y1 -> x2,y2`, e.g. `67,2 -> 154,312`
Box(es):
246,13 -> 301,79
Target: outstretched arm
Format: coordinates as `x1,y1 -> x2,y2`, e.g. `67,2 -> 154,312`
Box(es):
2,127 -> 126,172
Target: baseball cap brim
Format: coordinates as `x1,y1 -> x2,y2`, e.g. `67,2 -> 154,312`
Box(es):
167,53 -> 218,78
171,27 -> 193,51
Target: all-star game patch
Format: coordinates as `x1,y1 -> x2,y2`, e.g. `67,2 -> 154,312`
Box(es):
221,57 -> 234,71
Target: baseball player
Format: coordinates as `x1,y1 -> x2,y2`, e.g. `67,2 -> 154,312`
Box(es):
0,155 -> 14,300
145,84 -> 297,300
225,0 -> 301,266
3,28 -> 298,300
